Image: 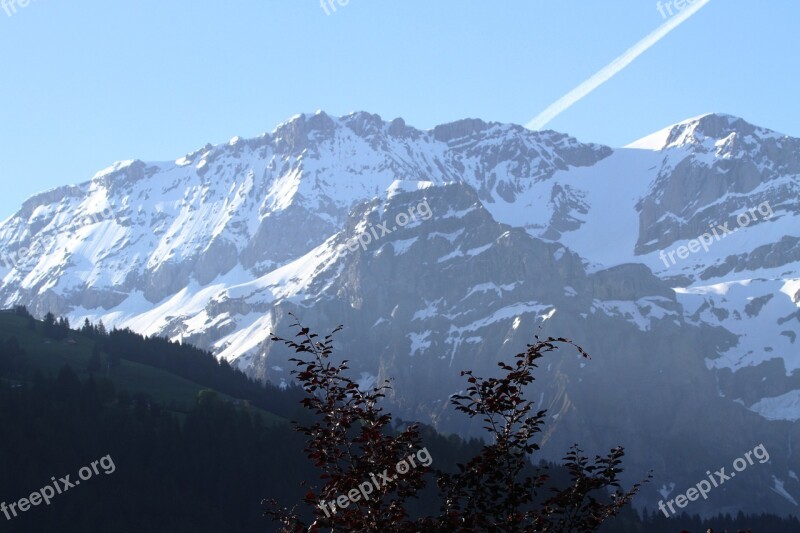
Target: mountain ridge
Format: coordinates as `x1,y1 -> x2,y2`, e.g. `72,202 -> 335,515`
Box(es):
1,110 -> 798,516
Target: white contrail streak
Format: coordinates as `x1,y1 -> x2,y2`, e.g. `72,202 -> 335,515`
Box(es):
526,0 -> 712,130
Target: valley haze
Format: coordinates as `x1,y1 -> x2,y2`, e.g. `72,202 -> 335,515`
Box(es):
0,110 -> 799,517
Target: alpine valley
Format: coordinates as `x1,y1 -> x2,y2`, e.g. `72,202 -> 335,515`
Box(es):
1,111 -> 798,516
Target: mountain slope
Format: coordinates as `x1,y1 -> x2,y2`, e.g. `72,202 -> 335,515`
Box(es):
0,111 -> 798,515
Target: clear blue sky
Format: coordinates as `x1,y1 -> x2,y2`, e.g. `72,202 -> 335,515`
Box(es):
1,0 -> 798,219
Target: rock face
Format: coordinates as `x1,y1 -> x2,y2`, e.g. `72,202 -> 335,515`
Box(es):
633,113 -> 800,256
1,111 -> 798,516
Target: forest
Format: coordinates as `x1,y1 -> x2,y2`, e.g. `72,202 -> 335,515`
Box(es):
0,307 -> 797,532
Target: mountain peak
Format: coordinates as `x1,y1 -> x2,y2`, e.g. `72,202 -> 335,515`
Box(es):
625,113 -> 785,151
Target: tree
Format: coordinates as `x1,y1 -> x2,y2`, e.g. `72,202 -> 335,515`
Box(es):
43,313 -> 69,341
264,319 -> 648,532
264,322 -> 426,531
57,317 -> 70,339
43,312 -> 57,339
436,337 -> 648,531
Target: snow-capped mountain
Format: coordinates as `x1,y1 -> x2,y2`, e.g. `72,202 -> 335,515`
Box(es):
1,111 -> 798,515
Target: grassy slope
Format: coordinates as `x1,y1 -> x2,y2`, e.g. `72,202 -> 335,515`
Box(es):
0,313 -> 285,425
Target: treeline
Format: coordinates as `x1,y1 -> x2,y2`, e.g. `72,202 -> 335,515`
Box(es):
1,363 -> 796,532
0,366 -> 310,532
1,310 -> 797,531
43,312 -> 72,341
4,305 -> 306,419
599,504 -> 800,532
0,364 -> 485,531
79,316 -> 305,419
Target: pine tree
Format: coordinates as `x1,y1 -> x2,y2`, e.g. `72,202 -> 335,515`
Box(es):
43,312 -> 57,339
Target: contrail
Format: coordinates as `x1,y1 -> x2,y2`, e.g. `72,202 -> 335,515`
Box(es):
526,0 -> 712,130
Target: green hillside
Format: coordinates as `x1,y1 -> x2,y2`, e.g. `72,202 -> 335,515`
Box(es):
0,311 -> 284,424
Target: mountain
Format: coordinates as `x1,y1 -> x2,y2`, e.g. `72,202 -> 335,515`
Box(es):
0,110 -> 798,516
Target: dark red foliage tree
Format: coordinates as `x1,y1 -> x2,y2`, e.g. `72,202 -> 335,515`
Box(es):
264,319 -> 648,532
263,320 -> 427,532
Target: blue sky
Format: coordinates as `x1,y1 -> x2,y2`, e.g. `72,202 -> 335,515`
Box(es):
1,0 -> 798,219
